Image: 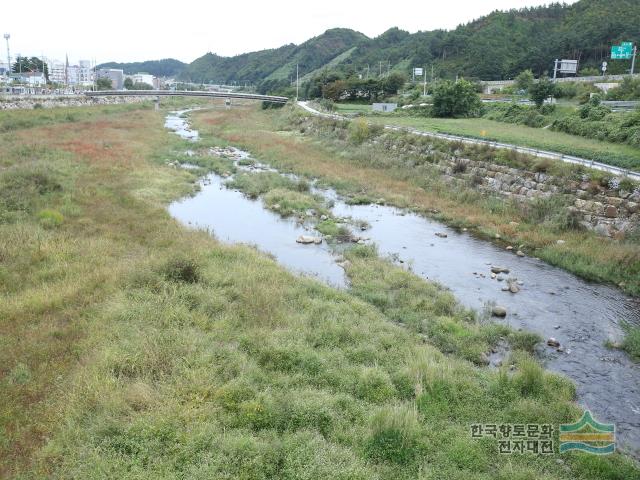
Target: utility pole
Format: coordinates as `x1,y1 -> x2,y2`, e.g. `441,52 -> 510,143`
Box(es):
552,59 -> 559,82
3,34 -> 10,77
423,65 -> 427,96
379,61 -> 382,77
632,45 -> 637,75
296,63 -> 299,101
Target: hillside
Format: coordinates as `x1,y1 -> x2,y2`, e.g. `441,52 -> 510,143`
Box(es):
180,28 -> 367,85
96,58 -> 186,77
178,0 -> 639,87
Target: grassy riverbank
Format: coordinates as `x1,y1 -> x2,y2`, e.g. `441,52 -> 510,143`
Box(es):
1,103 -> 638,478
332,105 -> 640,171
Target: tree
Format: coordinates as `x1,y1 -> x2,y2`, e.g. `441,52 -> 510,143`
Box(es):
132,82 -> 154,90
12,56 -> 49,81
529,78 -> 556,107
123,77 -> 134,89
96,77 -> 113,90
432,79 -> 482,117
515,69 -> 534,92
381,72 -> 406,94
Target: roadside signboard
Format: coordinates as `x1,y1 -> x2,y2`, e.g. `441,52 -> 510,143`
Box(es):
558,59 -> 578,73
611,42 -> 634,60
413,68 -> 423,76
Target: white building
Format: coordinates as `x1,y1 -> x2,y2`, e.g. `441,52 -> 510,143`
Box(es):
48,60 -> 66,84
48,59 -> 94,85
77,60 -> 93,85
129,72 -> 156,88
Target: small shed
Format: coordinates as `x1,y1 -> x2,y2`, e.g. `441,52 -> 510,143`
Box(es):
372,103 -> 397,113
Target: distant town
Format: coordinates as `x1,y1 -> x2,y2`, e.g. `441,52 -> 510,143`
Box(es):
0,54 -> 165,94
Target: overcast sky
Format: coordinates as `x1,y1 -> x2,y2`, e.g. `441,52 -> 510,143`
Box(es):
2,0 -> 576,64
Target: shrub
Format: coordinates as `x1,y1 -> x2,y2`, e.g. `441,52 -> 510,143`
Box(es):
520,195 -> 579,231
452,158 -> 468,173
348,118 -> 370,144
37,209 -> 64,228
161,256 -> 200,283
529,78 -> 556,107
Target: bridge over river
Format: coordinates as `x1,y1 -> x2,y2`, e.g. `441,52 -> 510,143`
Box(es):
84,90 -> 289,104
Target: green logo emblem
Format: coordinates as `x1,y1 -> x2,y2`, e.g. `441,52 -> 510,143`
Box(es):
559,411 -> 615,455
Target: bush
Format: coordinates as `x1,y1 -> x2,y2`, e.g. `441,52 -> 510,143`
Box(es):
348,118 -> 370,144
37,209 -> 64,228
606,76 -> 640,101
432,79 -> 482,118
483,103 -> 548,128
261,101 -> 285,110
552,101 -> 640,148
529,78 -> 556,107
162,256 -> 200,283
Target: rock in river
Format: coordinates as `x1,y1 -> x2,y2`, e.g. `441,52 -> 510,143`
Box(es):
296,235 -> 322,245
547,337 -> 561,348
491,266 -> 510,274
491,306 -> 507,317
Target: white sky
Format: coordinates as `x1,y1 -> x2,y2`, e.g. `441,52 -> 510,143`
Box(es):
1,0 -> 576,64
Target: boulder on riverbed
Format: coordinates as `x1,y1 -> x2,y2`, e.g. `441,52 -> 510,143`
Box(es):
296,235 -> 322,245
547,337 -> 560,348
491,306 -> 507,317
491,266 -> 510,274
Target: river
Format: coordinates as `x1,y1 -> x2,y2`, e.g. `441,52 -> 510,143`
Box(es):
165,110 -> 640,456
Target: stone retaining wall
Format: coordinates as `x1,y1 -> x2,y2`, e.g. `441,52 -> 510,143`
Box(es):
303,117 -> 640,237
0,95 -> 152,110
445,160 -> 639,236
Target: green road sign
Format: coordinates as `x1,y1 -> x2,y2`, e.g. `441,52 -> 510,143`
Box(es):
611,42 -> 634,60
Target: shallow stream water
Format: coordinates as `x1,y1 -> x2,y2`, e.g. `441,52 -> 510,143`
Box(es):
166,111 -> 640,455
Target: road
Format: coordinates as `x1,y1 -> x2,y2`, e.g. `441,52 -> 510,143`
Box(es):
297,101 -> 640,181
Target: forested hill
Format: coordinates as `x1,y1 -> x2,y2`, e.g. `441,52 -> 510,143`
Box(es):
96,59 -> 186,77
180,28 -> 367,85
109,0 -> 639,86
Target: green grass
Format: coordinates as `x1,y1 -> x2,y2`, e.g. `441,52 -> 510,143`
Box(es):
621,323 -> 640,361
332,103 -> 373,115
3,104 -> 637,478
0,102 -> 154,133
263,188 -> 328,217
356,112 -> 640,170
226,171 -> 309,199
